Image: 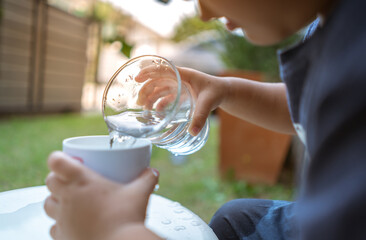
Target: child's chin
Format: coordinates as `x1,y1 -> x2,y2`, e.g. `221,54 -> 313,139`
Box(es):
245,31 -> 290,46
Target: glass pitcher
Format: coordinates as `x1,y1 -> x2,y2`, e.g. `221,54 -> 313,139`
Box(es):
102,55 -> 209,155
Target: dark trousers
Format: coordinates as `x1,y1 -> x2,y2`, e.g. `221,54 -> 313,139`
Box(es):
209,199 -> 296,240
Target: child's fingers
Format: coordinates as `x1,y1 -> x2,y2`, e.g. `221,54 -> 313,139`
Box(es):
136,78 -> 159,105
50,224 -> 57,239
144,87 -> 177,111
137,78 -> 177,106
189,93 -> 213,136
127,168 -> 159,198
147,86 -> 176,106
47,151 -> 83,183
45,172 -> 66,198
135,65 -> 176,83
176,67 -> 199,87
156,94 -> 176,112
44,195 -> 59,220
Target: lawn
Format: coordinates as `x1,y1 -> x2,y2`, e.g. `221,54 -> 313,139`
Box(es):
0,113 -> 295,223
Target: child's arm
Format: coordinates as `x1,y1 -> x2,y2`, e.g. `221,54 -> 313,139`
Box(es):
136,66 -> 295,135
177,67 -> 296,135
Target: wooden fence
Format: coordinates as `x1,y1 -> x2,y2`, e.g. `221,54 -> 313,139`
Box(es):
0,0 -> 89,113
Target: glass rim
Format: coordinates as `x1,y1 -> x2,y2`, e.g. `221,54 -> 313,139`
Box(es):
102,55 -> 182,137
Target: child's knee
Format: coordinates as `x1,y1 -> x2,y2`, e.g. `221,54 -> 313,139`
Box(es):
209,199 -> 274,239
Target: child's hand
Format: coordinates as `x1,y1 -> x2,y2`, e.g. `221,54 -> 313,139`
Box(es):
177,67 -> 229,135
44,151 -> 159,240
136,66 -> 229,136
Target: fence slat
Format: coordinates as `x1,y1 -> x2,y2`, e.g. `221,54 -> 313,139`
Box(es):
3,0 -> 33,10
0,86 -> 28,100
0,26 -> 32,41
0,1 -> 89,113
48,7 -> 87,29
47,28 -> 87,52
1,35 -> 32,51
2,0 -> 34,19
2,4 -> 33,25
43,87 -> 83,103
43,72 -> 84,87
47,9 -> 88,38
0,70 -> 30,83
0,18 -> 33,36
0,52 -> 31,67
46,44 -> 86,63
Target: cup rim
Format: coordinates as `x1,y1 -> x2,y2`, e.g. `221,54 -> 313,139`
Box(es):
62,135 -> 151,151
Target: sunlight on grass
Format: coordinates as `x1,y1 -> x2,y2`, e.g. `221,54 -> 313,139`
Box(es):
0,113 -> 294,222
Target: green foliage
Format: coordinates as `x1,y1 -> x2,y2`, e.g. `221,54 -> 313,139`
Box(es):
90,1 -> 134,58
90,1 -> 111,22
47,0 -> 134,58
172,16 -> 223,42
105,35 -> 134,58
90,1 -> 130,24
0,114 -> 109,192
172,16 -> 301,81
217,30 -> 300,80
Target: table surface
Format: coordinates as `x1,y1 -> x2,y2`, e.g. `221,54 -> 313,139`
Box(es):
0,186 -> 218,240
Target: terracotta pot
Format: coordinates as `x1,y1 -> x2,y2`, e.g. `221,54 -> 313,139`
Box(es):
218,71 -> 291,185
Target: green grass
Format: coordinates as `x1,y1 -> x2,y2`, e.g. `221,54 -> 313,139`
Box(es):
0,113 -> 294,222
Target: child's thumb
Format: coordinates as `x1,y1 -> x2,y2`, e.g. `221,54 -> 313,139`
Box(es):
128,168 -> 159,197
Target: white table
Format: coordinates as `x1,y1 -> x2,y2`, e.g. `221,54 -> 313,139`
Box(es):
0,186 -> 218,240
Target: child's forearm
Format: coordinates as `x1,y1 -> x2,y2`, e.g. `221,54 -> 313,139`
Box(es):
109,223 -> 163,240
220,77 -> 295,134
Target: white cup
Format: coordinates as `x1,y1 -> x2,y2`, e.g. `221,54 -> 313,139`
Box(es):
62,135 -> 152,183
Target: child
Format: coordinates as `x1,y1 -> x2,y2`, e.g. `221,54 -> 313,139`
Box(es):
44,0 -> 366,239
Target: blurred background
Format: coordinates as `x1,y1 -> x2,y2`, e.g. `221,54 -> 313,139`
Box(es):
0,0 -> 304,222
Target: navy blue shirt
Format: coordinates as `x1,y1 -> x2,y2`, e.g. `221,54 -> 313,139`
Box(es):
279,0 -> 366,239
